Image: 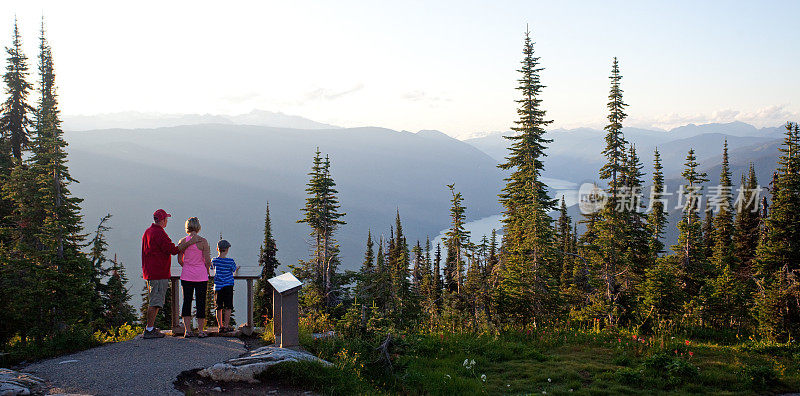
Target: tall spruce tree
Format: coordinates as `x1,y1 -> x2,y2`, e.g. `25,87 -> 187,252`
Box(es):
389,212 -> 412,320
497,27 -> 559,327
295,149 -> 346,309
705,141 -> 745,327
19,21 -> 92,334
672,149 -> 709,319
88,214 -> 113,326
254,202 -> 280,325
586,57 -> 631,325
752,122 -> 800,339
444,184 -> 469,294
104,255 -> 136,327
647,149 -> 667,256
355,230 -> 375,304
734,164 -> 760,272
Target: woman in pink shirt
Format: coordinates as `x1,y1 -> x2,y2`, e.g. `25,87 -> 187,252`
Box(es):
178,217 -> 212,337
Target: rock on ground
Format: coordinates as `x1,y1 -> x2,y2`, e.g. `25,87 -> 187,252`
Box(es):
198,346 -> 331,383
0,368 -> 45,396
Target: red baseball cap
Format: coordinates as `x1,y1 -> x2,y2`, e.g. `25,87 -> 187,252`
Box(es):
153,209 -> 172,221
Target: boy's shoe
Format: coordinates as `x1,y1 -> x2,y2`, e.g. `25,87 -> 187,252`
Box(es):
143,329 -> 166,339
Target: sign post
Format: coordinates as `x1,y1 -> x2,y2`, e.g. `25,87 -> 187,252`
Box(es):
267,273 -> 303,348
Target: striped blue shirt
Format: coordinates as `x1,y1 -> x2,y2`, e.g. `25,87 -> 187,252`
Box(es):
212,257 -> 238,290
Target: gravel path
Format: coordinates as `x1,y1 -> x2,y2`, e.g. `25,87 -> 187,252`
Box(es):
22,336 -> 246,395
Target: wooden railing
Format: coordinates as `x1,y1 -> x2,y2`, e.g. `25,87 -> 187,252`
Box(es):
168,274 -> 260,333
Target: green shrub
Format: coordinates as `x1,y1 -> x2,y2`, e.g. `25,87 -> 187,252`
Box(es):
614,367 -> 642,385
743,363 -> 778,389
257,360 -> 375,394
2,326 -> 98,367
666,358 -> 699,379
612,354 -> 633,367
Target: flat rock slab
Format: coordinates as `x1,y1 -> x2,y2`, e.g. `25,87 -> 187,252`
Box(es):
1,368 -> 45,395
22,336 -> 246,396
199,346 -> 331,383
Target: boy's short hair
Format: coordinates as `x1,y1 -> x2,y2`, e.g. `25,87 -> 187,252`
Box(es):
217,239 -> 231,251
185,217 -> 201,233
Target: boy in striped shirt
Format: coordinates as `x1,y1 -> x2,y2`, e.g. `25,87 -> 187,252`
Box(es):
212,239 -> 238,332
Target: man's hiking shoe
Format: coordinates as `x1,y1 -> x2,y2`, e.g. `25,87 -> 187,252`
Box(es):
143,329 -> 166,339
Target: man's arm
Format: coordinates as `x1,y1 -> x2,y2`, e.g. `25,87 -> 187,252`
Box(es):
176,235 -> 200,252
177,237 -> 186,266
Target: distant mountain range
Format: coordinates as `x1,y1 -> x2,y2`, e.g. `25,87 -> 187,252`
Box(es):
63,115 -> 790,315
63,110 -> 341,131
465,121 -> 784,182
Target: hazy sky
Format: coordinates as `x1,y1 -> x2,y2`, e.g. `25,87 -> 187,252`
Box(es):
3,1 -> 799,138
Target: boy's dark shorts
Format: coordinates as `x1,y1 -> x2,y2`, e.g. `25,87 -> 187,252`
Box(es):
215,286 -> 234,310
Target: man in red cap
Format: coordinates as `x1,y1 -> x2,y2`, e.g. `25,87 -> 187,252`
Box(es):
141,209 -> 199,338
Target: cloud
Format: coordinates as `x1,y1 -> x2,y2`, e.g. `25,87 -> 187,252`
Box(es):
401,90 -> 452,106
626,105 -> 800,130
303,83 -> 365,102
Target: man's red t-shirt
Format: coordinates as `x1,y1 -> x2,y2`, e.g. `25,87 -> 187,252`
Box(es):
141,223 -> 180,280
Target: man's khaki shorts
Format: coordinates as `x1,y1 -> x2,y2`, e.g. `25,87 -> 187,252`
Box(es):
146,279 -> 169,308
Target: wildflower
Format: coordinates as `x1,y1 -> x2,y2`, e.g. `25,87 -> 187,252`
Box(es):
463,359 -> 469,367
674,349 -> 678,355
632,335 -> 637,340
445,374 -> 451,379
689,351 -> 694,357
618,338 -> 621,343
481,374 -> 486,382
547,378 -> 552,382
542,392 -> 547,395
685,339 -> 691,346
470,359 -> 476,366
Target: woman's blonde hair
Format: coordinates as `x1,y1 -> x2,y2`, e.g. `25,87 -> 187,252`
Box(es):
185,217 -> 201,233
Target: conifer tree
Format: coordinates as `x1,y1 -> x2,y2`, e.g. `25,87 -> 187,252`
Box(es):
373,235 -> 391,311
497,27 -> 559,326
433,242 -> 443,308
104,255 -> 136,327
411,240 -> 423,288
0,19 -> 33,162
622,144 -> 649,276
17,21 -> 92,334
705,141 -> 745,326
672,149 -> 709,318
254,202 -> 280,325
444,184 -> 469,294
88,214 -> 113,326
584,58 -> 632,325
463,245 -> 484,322
355,230 -> 375,304
752,122 -> 800,339
701,209 -> 715,260
599,57 -> 629,207
295,149 -> 346,309
647,149 -> 667,256
389,212 -> 411,319
556,196 -> 572,284
734,164 -> 760,272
